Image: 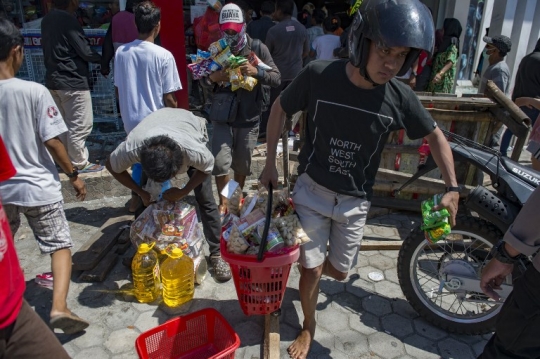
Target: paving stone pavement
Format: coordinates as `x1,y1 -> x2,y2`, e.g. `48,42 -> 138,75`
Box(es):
12,195 -> 492,359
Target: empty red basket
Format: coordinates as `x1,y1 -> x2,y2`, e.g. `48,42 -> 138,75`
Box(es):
221,238 -> 300,316
136,308 -> 240,359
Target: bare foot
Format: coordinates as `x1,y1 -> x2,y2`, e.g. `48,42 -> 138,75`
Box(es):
288,322 -> 315,359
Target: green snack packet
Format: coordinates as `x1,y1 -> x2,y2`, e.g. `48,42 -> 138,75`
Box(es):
228,55 -> 248,68
424,222 -> 452,243
421,193 -> 450,229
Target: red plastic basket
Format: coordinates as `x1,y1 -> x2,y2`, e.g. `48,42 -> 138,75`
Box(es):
221,238 -> 300,316
135,308 -> 240,359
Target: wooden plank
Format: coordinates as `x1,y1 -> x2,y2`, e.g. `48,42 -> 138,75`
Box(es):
264,314 -> 280,359
371,196 -> 422,212
361,240 -> 403,251
72,215 -> 133,271
78,250 -> 119,282
426,108 -> 493,123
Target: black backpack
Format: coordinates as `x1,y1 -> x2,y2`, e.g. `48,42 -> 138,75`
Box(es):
251,39 -> 271,112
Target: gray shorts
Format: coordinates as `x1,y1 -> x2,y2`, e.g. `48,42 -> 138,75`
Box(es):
292,173 -> 371,272
211,122 -> 259,176
4,201 -> 73,254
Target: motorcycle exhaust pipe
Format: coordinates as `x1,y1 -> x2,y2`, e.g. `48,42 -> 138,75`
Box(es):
465,186 -> 520,234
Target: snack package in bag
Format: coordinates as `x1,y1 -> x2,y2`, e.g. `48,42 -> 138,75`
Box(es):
420,193 -> 452,243
272,214 -> 310,246
130,200 -> 201,250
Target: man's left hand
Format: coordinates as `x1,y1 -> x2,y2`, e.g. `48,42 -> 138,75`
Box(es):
433,191 -> 459,226
239,63 -> 258,77
162,187 -> 189,202
480,258 -> 513,301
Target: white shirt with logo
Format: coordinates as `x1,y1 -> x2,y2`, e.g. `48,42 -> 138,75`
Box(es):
0,78 -> 68,206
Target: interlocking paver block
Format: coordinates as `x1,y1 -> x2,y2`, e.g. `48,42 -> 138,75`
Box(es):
70,323 -> 110,349
382,314 -> 414,339
104,328 -> 140,354
384,269 -> 400,284
368,254 -> 396,271
103,303 -> 140,330
413,318 -> 448,340
346,275 -> 375,298
331,291 -> 364,314
374,281 -> 405,299
371,226 -> 399,238
438,337 -> 475,359
318,306 -> 350,333
73,347 -> 111,359
404,334 -> 440,358
134,309 -> 169,332
363,295 -> 392,316
349,311 -> 382,335
391,300 -> 419,320
319,277 -> 346,295
235,320 -> 264,346
369,332 -> 405,358
335,329 -> 369,356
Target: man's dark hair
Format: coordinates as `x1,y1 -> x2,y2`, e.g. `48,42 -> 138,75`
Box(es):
134,1 -> 161,34
140,135 -> 183,182
52,0 -> 70,10
312,8 -> 325,25
0,18 -> 23,61
276,0 -> 294,16
261,1 -> 275,15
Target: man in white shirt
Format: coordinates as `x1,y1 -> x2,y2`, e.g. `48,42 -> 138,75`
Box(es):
114,1 -> 182,211
0,18 -> 89,335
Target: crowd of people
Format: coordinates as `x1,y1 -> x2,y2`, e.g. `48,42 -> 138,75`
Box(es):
1,0 -> 540,358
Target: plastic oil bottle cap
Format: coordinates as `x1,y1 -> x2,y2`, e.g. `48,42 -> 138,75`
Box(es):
138,242 -> 154,254
169,247 -> 184,259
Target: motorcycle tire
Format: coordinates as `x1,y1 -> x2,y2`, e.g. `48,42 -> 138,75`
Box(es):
397,215 -> 503,335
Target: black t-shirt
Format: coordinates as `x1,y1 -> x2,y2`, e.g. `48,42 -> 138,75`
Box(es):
280,60 -> 436,200
41,9 -> 101,90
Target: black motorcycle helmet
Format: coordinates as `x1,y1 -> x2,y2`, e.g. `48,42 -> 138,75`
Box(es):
348,0 -> 435,85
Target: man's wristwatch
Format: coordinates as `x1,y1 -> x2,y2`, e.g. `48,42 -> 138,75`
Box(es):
491,241 -> 521,265
445,186 -> 461,193
66,168 -> 79,179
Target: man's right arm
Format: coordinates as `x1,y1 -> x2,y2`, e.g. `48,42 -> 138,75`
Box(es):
105,145 -> 152,205
100,22 -> 114,77
66,20 -> 101,63
260,97 -> 287,189
45,137 -> 86,201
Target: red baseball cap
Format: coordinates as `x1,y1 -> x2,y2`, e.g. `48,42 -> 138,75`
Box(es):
219,3 -> 244,33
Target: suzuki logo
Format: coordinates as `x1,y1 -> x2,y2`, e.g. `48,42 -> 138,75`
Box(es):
511,167 -> 540,185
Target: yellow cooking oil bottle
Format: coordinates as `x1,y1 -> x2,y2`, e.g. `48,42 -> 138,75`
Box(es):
132,242 -> 161,303
161,247 -> 194,307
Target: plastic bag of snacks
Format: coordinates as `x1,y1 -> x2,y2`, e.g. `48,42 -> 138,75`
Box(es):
420,193 -> 452,243
130,200 -> 202,258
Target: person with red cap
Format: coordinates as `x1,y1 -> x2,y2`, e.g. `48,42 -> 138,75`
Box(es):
203,2 -> 280,218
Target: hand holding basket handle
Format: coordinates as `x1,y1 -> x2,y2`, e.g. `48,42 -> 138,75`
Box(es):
257,183 -> 273,262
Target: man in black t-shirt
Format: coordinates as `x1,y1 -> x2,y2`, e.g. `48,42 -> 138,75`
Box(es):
260,1 -> 460,358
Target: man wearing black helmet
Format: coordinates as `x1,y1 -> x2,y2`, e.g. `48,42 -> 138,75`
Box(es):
260,0 -> 459,358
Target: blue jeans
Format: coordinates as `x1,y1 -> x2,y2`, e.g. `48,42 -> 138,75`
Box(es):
500,107 -> 540,156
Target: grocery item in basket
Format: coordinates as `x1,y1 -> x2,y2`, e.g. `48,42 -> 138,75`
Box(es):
273,214 -> 310,246
227,224 -> 250,254
221,179 -> 242,216
249,222 -> 285,252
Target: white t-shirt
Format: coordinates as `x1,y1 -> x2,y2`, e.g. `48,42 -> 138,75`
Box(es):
312,34 -> 341,60
114,40 -> 182,134
0,78 -> 68,206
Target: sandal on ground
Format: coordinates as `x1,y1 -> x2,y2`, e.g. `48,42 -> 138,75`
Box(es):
79,163 -> 104,173
50,312 -> 89,335
210,255 -> 231,282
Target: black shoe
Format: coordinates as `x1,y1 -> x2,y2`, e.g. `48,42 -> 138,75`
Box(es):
210,255 -> 231,282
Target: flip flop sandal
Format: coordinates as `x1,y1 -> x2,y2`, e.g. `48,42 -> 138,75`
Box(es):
210,256 -> 231,282
50,312 -> 89,335
79,163 -> 104,173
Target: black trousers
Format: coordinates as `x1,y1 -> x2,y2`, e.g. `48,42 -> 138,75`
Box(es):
187,167 -> 221,256
479,265 -> 540,359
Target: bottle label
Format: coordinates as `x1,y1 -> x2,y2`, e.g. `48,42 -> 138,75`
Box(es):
153,263 -> 160,282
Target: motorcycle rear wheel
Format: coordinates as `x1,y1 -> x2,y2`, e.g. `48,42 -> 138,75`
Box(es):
397,215 -> 503,335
